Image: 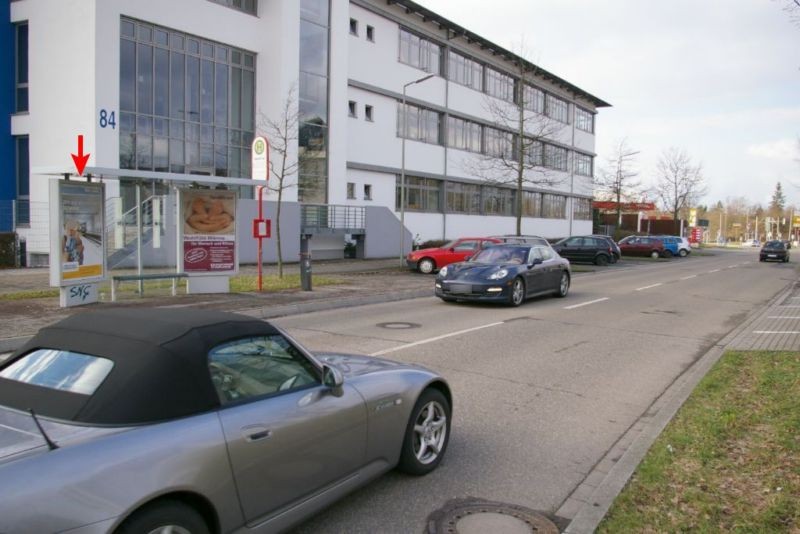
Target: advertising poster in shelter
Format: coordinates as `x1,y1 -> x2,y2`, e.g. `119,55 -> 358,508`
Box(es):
56,182 -> 106,285
179,189 -> 237,274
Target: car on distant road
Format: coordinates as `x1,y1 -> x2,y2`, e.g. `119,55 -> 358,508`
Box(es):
435,243 -> 570,306
760,240 -> 790,262
406,237 -> 501,274
552,235 -> 616,265
618,235 -> 666,259
0,309 -> 452,534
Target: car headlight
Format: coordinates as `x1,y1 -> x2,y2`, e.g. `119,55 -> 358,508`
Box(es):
488,268 -> 508,280
439,266 -> 449,277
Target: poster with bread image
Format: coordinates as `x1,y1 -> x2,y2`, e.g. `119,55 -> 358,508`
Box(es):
183,191 -> 236,236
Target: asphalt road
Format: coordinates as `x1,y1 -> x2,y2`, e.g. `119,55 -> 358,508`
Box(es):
277,248 -> 794,533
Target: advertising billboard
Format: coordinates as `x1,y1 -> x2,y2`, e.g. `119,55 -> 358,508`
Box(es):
178,189 -> 237,275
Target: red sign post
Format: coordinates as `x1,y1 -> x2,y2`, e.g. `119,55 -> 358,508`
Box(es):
251,136 -> 270,291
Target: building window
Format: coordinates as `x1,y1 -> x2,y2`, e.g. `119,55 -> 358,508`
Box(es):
446,116 -> 482,153
544,144 -> 568,171
349,18 -> 358,35
448,51 -> 483,91
482,186 -> 515,216
397,103 -> 441,145
363,184 -> 372,200
446,182 -> 481,214
545,94 -> 569,123
575,107 -> 594,133
541,193 -> 567,219
346,182 -> 355,199
396,176 -> 441,212
574,198 -> 592,220
485,67 -> 514,102
525,139 -> 544,167
119,18 -> 255,177
522,84 -> 544,114
299,0 -> 331,204
348,100 -> 357,117
366,25 -> 375,42
207,0 -> 257,15
15,136 -> 30,225
484,127 -> 513,159
574,153 -> 593,177
398,28 -> 441,74
15,22 -> 28,112
522,191 -> 541,217
365,105 -> 373,121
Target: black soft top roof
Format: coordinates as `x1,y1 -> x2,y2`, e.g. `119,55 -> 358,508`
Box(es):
0,309 -> 282,425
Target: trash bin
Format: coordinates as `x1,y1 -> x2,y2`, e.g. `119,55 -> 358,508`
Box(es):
299,252 -> 312,291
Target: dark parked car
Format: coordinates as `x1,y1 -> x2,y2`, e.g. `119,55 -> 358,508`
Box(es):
553,235 -> 616,265
618,235 -> 666,259
760,240 -> 790,262
435,244 -> 570,306
591,234 -> 621,262
0,309 -> 452,533
406,237 -> 501,274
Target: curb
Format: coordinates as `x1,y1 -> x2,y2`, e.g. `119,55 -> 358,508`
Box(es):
560,279 -> 796,533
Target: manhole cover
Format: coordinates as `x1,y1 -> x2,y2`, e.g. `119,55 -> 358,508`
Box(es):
376,321 -> 421,329
427,498 -> 559,534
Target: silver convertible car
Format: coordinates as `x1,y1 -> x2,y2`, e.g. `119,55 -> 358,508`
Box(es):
0,309 -> 452,533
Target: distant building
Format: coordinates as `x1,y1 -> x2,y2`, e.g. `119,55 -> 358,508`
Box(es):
4,0 -> 608,266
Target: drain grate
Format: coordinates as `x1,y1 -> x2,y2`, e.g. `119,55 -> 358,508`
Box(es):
427,498 -> 559,534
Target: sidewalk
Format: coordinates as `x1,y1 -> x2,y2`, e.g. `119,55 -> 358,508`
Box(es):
0,258 -> 432,351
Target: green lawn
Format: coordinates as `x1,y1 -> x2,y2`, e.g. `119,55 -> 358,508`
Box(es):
599,351 -> 800,532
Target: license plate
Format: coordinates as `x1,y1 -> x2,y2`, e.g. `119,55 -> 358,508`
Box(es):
449,283 -> 471,294
768,254 -> 777,258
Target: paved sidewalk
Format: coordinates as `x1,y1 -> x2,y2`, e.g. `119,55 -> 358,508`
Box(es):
726,279 -> 800,350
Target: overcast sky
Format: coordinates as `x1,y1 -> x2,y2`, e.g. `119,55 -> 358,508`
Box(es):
415,0 -> 800,209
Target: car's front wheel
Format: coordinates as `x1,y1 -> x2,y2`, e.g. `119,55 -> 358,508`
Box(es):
398,388 -> 451,476
508,277 -> 525,307
555,271 -> 570,298
418,258 -> 436,274
116,500 -> 209,534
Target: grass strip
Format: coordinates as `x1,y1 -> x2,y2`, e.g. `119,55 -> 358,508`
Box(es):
599,351 -> 800,532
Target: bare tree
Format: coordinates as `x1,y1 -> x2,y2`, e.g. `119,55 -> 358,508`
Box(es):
595,138 -> 641,228
461,45 -> 564,235
653,147 -> 707,225
779,0 -> 800,26
259,85 -> 299,278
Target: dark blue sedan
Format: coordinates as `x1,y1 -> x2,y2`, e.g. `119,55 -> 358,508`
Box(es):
434,244 -> 571,306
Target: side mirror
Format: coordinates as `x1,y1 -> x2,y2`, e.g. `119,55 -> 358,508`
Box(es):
322,365 -> 344,396
528,258 -> 543,268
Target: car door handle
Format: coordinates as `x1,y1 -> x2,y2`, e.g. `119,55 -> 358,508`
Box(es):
242,425 -> 272,442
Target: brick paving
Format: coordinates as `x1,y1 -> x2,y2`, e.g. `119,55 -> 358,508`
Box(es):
726,280 -> 800,351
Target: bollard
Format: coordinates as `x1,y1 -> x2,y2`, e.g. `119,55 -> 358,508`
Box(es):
299,252 -> 312,291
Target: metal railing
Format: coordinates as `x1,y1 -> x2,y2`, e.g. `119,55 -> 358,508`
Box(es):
301,204 -> 366,232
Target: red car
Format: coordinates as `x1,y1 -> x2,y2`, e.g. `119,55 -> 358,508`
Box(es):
618,235 -> 666,259
406,237 -> 502,273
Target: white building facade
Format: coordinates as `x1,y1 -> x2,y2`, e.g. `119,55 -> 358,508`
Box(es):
5,0 -> 608,264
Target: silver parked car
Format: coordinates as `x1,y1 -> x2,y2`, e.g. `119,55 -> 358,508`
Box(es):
0,309 -> 452,533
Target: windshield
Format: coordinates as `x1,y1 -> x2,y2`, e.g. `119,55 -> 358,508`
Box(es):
0,349 -> 114,395
471,247 -> 529,264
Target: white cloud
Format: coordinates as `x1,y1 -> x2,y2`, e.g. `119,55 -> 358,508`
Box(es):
747,139 -> 800,161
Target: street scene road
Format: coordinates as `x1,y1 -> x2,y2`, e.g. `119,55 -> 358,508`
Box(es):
273,248 -> 794,533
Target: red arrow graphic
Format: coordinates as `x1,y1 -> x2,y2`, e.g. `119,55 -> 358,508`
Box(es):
71,135 -> 90,176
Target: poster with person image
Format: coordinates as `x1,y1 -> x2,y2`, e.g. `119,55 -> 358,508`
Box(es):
179,189 -> 237,274
55,182 -> 106,285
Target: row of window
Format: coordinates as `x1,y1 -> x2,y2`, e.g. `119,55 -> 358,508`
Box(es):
347,182 -> 373,200
348,101 -> 374,121
14,22 -> 28,113
396,176 -> 592,220
349,18 -> 375,41
397,103 -> 593,175
398,28 -> 594,132
207,0 -> 257,15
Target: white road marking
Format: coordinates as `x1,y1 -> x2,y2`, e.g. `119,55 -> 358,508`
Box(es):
727,265 -> 738,269
767,316 -> 800,319
370,321 -> 505,356
778,306 -> 800,308
708,269 -> 720,273
564,297 -> 609,310
680,275 -> 697,280
636,283 -> 663,291
753,331 -> 800,335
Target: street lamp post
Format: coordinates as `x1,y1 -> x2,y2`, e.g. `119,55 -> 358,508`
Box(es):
399,73 -> 435,266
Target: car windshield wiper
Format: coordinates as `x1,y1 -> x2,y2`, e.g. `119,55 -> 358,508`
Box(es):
28,408 -> 58,451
